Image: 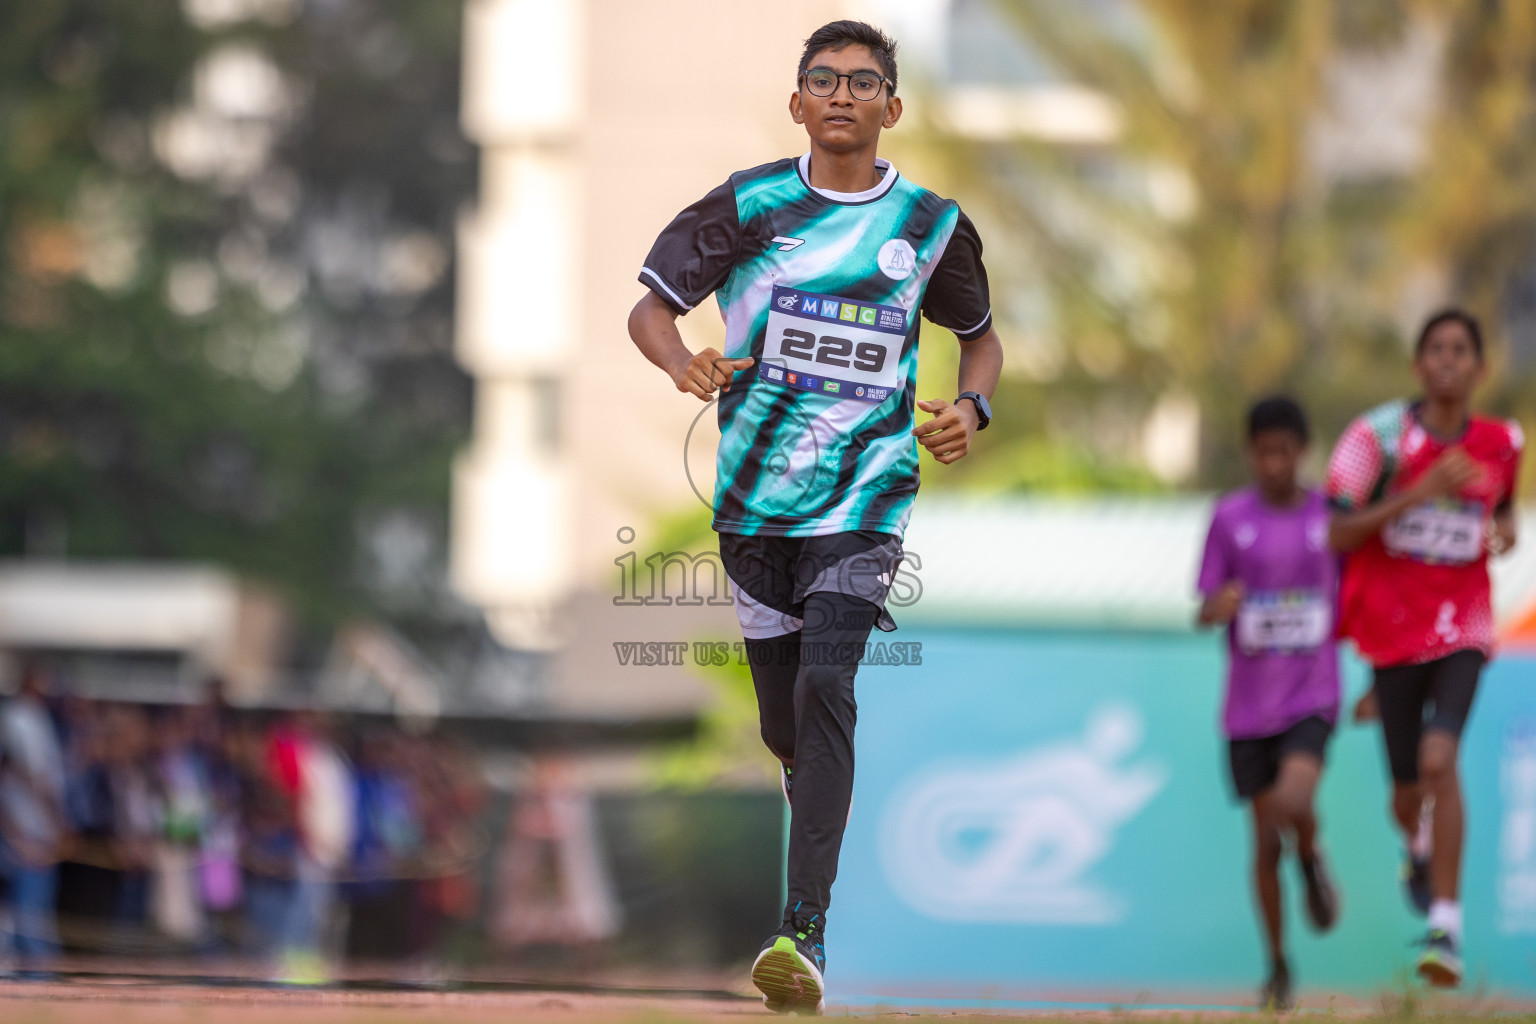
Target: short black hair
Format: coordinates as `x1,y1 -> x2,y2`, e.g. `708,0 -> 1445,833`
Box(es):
798,21 -> 898,94
1414,307 -> 1484,360
1247,395 -> 1309,445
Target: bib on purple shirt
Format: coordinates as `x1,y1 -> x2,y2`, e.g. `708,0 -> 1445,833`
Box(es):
1196,488 -> 1342,740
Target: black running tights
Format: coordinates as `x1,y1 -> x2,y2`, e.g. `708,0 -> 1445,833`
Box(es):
743,590 -> 879,925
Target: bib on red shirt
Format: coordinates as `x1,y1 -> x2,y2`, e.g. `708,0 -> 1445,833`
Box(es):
1325,399 -> 1523,667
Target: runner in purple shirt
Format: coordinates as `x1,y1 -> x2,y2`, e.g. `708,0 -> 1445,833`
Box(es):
1196,396 -> 1342,1010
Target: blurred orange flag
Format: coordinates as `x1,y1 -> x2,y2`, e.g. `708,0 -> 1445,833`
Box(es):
1503,598 -> 1536,650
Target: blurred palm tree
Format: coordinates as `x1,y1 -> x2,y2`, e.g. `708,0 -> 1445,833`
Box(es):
901,0 -> 1536,492
0,0 -> 474,626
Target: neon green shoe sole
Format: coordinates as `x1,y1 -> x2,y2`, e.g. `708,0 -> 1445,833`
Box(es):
751,935 -> 825,1015
1418,948 -> 1462,988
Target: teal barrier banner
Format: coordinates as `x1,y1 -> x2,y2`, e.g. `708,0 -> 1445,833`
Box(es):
832,628 -> 1536,1001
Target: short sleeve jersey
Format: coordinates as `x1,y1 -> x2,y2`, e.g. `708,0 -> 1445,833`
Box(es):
1325,399 -> 1524,667
1196,488 -> 1341,739
639,154 -> 992,538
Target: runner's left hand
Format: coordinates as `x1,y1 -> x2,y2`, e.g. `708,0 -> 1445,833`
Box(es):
913,399 -> 978,464
1489,512 -> 1517,556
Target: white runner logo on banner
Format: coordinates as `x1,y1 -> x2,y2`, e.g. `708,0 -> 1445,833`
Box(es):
878,703 -> 1166,925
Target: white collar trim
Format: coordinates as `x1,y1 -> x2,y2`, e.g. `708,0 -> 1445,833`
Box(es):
797,153 -> 899,202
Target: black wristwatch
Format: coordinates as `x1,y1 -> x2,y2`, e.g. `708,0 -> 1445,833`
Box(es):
956,391 -> 991,430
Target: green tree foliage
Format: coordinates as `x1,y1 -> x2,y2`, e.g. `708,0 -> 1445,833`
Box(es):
0,0 -> 472,624
647,646 -> 774,791
905,0 -> 1536,491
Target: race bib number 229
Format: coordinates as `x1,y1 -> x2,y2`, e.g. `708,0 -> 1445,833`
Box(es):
759,285 -> 907,403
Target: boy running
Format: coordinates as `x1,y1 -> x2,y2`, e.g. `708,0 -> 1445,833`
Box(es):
1197,397 -> 1342,1010
1326,309 -> 1523,987
626,20 -> 1002,1015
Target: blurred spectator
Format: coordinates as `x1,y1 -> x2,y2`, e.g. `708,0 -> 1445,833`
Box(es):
352,730 -> 422,883
344,730 -> 423,961
103,705 -> 158,928
232,716 -> 298,957
0,668 -> 492,973
0,661 -> 69,960
493,758 -> 619,950
55,698 -> 119,931
268,713 -> 355,979
62,699 -> 112,845
152,708 -> 213,944
416,734 -> 488,960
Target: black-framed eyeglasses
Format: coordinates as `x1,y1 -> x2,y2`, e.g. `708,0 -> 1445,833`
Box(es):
800,66 -> 892,101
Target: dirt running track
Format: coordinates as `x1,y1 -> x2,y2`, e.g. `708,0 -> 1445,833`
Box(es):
1,976 -> 1531,1023
0,979 -> 759,1024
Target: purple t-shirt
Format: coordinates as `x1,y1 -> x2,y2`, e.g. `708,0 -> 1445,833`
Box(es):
1196,487 -> 1341,740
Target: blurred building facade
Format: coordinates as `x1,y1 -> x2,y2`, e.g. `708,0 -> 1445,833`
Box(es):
447,0 -> 1173,668
452,0 -> 875,712
0,562 -> 287,701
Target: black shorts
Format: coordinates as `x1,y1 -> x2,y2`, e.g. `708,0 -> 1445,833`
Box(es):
719,531 -> 903,639
1228,716 -> 1332,801
1373,649 -> 1485,784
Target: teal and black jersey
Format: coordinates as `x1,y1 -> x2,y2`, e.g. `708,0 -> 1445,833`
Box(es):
640,153 -> 992,538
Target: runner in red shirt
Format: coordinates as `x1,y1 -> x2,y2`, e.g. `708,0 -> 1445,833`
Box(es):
1326,309 -> 1523,988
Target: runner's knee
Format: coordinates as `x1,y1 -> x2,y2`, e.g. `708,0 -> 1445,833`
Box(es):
1272,758 -> 1319,823
1254,824 -> 1284,866
796,658 -> 856,713
745,636 -> 799,764
760,720 -> 795,764
1272,789 -> 1312,828
1418,737 -> 1458,788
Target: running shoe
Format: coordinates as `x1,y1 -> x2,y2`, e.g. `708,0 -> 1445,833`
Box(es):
751,903 -> 826,1015
1415,928 -> 1462,988
1258,960 -> 1292,1012
1300,850 -> 1339,932
1401,854 -> 1432,916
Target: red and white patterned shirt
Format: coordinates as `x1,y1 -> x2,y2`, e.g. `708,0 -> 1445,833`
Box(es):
1326,399 -> 1523,667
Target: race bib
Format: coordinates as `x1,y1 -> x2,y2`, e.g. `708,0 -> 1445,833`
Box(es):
1383,500 -> 1484,565
758,285 -> 906,403
1236,590 -> 1331,655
